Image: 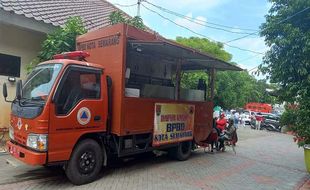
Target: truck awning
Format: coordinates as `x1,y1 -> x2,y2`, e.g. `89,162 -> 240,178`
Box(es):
128,40 -> 243,71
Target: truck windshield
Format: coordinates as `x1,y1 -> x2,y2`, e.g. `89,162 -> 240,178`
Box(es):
22,64 -> 62,102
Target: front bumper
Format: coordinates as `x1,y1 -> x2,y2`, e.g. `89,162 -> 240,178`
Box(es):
7,141 -> 46,165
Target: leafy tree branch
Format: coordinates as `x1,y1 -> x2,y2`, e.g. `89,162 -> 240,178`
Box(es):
27,17 -> 87,72
109,11 -> 145,30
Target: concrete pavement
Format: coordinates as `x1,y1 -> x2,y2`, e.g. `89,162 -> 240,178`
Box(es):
0,127 -> 308,190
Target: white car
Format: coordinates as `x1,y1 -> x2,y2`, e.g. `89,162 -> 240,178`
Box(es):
243,111 -> 251,125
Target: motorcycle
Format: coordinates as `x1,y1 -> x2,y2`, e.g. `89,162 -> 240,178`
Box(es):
260,120 -> 282,132
250,113 -> 282,132
250,119 -> 257,129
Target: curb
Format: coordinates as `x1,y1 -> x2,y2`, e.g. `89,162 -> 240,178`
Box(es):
296,176 -> 310,190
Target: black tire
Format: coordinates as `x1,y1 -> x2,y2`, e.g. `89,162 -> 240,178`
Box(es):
261,126 -> 267,131
169,141 -> 192,161
65,139 -> 103,185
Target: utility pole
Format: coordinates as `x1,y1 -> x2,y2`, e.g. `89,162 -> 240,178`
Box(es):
137,0 -> 141,16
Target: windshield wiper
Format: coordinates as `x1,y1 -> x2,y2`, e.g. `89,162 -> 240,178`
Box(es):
19,97 -> 44,106
31,97 -> 45,101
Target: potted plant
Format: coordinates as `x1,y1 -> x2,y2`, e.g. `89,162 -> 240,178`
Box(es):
293,128 -> 310,173
290,100 -> 310,173
281,102 -> 310,173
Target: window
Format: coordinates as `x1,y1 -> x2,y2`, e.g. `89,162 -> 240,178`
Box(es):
0,53 -> 21,77
55,67 -> 101,115
23,64 -> 62,101
80,73 -> 101,99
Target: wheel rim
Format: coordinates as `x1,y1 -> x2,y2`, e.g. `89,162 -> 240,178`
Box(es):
78,150 -> 96,175
181,142 -> 190,154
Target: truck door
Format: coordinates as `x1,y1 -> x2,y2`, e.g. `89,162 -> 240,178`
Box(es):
48,65 -> 106,162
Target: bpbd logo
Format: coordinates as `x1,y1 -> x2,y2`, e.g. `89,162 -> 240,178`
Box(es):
77,107 -> 91,125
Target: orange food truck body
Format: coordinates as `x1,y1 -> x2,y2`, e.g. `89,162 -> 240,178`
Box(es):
5,24 -> 241,185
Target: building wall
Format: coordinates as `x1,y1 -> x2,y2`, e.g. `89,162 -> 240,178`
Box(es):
0,23 -> 46,128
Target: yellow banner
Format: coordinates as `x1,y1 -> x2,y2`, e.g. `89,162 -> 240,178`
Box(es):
153,103 -> 195,146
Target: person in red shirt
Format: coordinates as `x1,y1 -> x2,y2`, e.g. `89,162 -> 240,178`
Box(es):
216,113 -> 227,133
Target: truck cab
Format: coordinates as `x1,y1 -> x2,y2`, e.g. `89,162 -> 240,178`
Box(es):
5,53 -> 111,184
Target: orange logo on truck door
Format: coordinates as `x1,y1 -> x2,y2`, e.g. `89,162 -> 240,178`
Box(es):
153,103 -> 195,146
77,107 -> 91,125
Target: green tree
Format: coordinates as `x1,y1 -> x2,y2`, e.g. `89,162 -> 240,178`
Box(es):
109,11 -> 126,25
109,11 -> 145,30
176,37 -> 275,109
39,17 -> 87,61
27,17 -> 87,72
260,0 -> 310,146
176,37 -> 232,61
259,0 -> 310,102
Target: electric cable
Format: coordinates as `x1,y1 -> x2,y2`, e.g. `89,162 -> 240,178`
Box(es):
143,0 -> 259,33
141,3 -> 264,55
112,2 -> 137,7
225,7 -> 310,43
237,54 -> 262,63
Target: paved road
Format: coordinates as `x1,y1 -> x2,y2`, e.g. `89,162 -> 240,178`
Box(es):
0,127 -> 309,190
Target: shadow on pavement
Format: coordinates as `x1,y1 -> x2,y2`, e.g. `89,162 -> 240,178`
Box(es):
0,160 -> 65,185
13,150 -> 210,187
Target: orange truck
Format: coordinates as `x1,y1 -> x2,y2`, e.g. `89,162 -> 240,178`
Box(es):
3,24 -> 241,185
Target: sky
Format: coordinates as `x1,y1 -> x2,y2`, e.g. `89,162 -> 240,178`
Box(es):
107,0 -> 272,76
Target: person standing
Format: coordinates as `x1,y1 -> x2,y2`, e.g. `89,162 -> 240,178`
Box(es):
255,114 -> 263,130
250,113 -> 256,129
240,112 -> 246,128
234,112 -> 240,129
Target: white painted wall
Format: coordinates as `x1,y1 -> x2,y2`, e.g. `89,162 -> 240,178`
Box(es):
0,23 -> 46,128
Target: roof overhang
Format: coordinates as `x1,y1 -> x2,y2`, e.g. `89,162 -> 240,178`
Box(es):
0,8 -> 55,34
128,40 -> 243,71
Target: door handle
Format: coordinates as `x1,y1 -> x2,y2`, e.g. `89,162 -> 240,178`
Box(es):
94,116 -> 101,121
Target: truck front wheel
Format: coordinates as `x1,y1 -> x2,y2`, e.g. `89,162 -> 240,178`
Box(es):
169,141 -> 192,161
65,139 -> 103,185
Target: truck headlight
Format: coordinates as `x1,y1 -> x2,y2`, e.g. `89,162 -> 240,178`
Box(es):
27,134 -> 48,151
9,126 -> 14,140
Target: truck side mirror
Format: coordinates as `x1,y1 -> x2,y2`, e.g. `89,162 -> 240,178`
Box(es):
3,82 -> 13,103
3,83 -> 8,99
16,80 -> 22,100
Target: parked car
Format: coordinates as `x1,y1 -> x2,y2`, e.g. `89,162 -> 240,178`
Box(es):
256,112 -> 280,121
243,110 -> 251,125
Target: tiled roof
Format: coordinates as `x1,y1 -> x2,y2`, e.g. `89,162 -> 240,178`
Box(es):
0,0 -> 130,31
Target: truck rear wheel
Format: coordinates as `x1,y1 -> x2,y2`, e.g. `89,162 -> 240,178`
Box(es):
65,139 -> 103,185
169,141 -> 192,161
